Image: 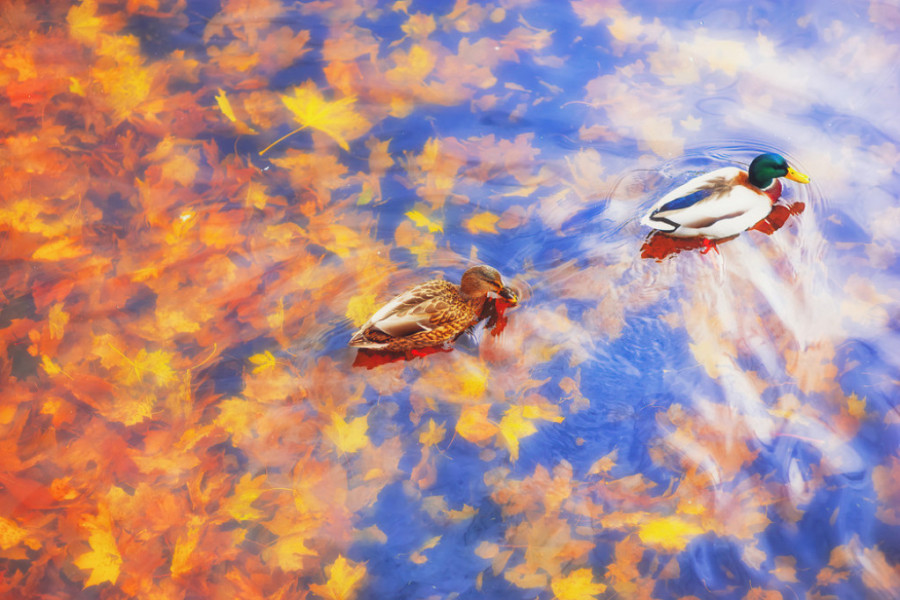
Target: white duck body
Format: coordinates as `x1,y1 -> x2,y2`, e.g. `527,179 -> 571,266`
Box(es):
641,167 -> 779,240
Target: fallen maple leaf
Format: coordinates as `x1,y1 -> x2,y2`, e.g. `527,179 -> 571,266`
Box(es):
405,209 -> 443,232
551,568 -> 607,600
67,0 -> 107,45
249,350 -> 277,374
456,404 -> 498,444
465,211 -> 500,234
325,413 -> 369,453
310,554 -> 367,600
419,418 -> 446,447
214,88 -> 258,134
345,293 -> 378,328
261,81 -> 370,155
221,472 -> 267,521
636,515 -> 704,552
74,521 -> 122,588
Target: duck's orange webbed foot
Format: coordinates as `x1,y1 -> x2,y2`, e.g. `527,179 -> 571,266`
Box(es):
700,238 -> 719,255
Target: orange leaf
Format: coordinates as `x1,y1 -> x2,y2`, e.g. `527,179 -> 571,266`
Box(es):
456,404 -> 498,444
465,211 -> 500,234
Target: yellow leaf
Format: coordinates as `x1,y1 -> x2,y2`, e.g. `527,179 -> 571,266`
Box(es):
498,406 -> 538,461
551,568 -> 607,600
521,404 -> 564,423
215,88 -> 258,134
69,77 -> 86,96
310,223 -> 362,258
249,350 -> 277,374
215,88 -> 238,122
265,534 -> 317,571
637,515 -> 704,552
273,82 -> 371,153
0,517 -> 28,550
346,293 -> 377,328
127,349 -> 176,386
42,355 -> 62,376
74,525 -> 122,588
419,419 -> 446,447
325,413 -> 369,454
456,404 -> 498,444
170,523 -> 201,577
459,363 -> 488,398
405,209 -> 443,233
32,238 -> 89,261
846,393 -> 867,419
387,44 -> 436,82
156,309 -> 201,335
67,0 -> 105,45
221,473 -> 267,521
92,34 -> 153,123
310,554 -> 367,600
214,397 -> 261,445
465,211 -> 500,234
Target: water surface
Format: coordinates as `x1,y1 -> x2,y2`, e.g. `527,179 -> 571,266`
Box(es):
1,0 -> 899,598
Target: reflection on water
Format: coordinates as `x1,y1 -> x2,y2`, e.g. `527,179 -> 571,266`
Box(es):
2,0 -> 899,598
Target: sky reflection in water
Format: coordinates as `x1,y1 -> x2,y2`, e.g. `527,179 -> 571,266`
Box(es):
1,0 -> 899,598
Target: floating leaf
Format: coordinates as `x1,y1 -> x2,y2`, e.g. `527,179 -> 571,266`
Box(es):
551,568 -> 607,600
262,82 -> 371,155
405,209 -> 444,233
310,555 -> 367,600
456,404 -> 498,444
249,350 -> 278,374
465,211 -> 500,234
637,515 -> 704,552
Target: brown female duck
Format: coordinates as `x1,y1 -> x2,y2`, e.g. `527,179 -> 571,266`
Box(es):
349,265 -> 517,353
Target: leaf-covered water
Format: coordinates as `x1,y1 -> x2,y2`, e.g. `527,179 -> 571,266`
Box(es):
2,0 -> 899,598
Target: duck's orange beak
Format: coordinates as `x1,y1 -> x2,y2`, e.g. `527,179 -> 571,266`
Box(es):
785,166 -> 810,184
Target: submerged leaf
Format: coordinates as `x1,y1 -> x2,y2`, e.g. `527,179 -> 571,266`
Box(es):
310,555 -> 367,600
326,413 -> 370,453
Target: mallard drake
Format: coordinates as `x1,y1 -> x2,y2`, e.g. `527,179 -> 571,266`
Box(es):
641,153 -> 810,242
349,265 -> 518,353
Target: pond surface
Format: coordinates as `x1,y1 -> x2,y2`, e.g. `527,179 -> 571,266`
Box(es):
2,0 -> 899,598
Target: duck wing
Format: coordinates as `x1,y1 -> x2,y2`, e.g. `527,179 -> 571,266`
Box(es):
642,167 -> 745,232
358,280 -> 457,339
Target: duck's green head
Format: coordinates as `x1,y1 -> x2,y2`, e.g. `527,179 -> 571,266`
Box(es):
748,153 -> 810,189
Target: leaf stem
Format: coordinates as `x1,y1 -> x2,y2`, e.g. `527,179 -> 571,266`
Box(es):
258,125 -> 307,156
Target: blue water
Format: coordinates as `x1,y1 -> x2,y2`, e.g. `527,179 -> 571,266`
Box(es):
3,0 -> 900,598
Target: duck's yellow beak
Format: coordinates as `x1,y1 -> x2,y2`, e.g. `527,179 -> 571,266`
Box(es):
785,166 -> 810,184
500,286 -> 518,306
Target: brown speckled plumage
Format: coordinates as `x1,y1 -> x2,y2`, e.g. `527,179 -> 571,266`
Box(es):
349,266 -> 515,353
